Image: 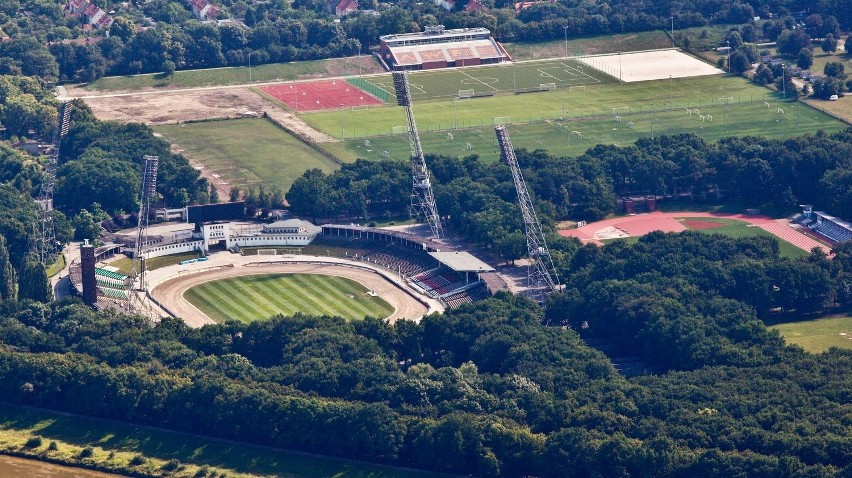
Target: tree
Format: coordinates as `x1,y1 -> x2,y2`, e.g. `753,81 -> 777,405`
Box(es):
17,258 -> 51,302
729,50 -> 751,74
821,34 -> 838,54
824,61 -> 845,78
0,236 -> 16,301
797,48 -> 814,69
162,60 -> 176,77
777,29 -> 812,56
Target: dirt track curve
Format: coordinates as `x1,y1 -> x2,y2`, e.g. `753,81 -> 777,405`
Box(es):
151,262 -> 430,327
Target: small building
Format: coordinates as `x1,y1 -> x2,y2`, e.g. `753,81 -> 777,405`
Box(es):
465,0 -> 484,14
327,0 -> 357,17
434,0 -> 455,11
68,0 -> 113,29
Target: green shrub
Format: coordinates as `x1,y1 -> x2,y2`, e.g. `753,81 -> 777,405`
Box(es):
162,458 -> 180,471
24,436 -> 42,448
79,447 -> 94,458
129,454 -> 146,466
47,441 -> 58,451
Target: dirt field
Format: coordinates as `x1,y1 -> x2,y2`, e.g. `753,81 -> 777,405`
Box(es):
578,49 -> 724,82
682,219 -> 725,230
150,261 -> 431,327
69,85 -> 335,141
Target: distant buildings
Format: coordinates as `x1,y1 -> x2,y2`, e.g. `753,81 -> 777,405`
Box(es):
68,0 -> 113,29
514,0 -> 555,13
190,0 -> 221,20
327,0 -> 358,17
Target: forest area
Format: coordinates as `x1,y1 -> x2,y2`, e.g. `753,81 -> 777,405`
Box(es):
0,0 -> 848,81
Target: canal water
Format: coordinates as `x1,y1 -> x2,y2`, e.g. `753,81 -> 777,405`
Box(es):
0,454 -> 127,477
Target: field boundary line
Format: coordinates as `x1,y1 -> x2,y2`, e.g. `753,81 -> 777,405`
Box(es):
458,70 -> 500,92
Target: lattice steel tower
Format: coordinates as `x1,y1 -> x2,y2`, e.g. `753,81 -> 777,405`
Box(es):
495,125 -> 560,301
36,101 -> 73,263
392,71 -> 444,239
134,155 -> 159,291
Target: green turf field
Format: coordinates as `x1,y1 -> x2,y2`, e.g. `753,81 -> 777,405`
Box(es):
154,117 -> 345,193
678,217 -> 807,259
184,273 -> 394,323
504,30 -> 673,61
319,87 -> 845,164
85,56 -> 377,91
770,315 -> 852,353
304,75 -> 845,146
363,58 -> 613,101
0,403 -> 441,478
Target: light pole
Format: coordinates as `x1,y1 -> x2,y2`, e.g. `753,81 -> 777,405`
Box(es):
248,51 -> 252,82
564,25 -> 569,59
618,50 -> 622,84
671,16 -> 674,48
339,104 -> 344,139
669,75 -> 673,110
782,64 -> 787,99
726,41 -> 730,75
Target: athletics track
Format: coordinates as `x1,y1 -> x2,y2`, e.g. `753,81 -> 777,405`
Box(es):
559,212 -> 831,254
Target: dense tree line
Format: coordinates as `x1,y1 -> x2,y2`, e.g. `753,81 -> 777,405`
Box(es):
56,99 -> 211,216
0,263 -> 850,477
3,0 -> 850,83
288,129 -> 852,263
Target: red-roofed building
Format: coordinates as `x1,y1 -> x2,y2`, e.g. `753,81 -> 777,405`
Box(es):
68,0 -> 113,29
465,0 -> 483,13
326,0 -> 357,16
514,0 -> 554,12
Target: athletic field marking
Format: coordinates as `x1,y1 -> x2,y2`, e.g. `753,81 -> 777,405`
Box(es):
459,70 -> 500,91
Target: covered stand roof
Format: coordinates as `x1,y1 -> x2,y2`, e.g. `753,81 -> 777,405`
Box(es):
428,251 -> 494,272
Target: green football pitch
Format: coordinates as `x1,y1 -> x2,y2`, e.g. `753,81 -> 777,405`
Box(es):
184,273 -> 394,323
360,58 -> 613,101
771,315 -> 852,353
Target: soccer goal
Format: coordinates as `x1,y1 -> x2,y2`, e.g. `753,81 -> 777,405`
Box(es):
539,83 -> 557,91
458,89 -> 475,99
257,249 -> 277,256
612,106 -> 629,115
392,125 -> 408,134
569,85 -> 586,92
493,116 -> 511,125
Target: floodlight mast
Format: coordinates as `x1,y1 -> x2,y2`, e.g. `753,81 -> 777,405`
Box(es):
36,101 -> 73,264
495,125 -> 560,301
392,71 -> 444,240
133,155 -> 159,291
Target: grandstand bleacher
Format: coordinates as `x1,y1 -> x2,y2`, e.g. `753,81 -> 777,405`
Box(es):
795,206 -> 852,243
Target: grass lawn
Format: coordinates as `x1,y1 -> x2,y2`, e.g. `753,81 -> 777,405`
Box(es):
184,273 -> 394,323
85,56 -> 378,91
319,83 -> 844,164
155,117 -> 345,193
770,314 -> 852,353
678,217 -> 807,259
505,31 -> 673,61
305,75 -> 844,146
0,403 -> 443,478
46,254 -> 65,278
109,252 -> 201,276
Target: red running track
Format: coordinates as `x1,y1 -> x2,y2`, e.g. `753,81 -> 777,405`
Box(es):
260,80 -> 383,112
560,212 -> 830,254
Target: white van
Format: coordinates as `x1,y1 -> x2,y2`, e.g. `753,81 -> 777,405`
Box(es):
829,94 -> 839,101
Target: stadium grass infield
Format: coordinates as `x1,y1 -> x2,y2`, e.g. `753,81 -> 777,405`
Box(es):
154,117 -> 346,193
0,403 -> 441,478
770,315 -> 852,353
184,273 -> 394,323
679,217 -> 807,259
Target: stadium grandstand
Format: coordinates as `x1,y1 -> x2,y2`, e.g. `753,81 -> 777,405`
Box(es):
379,26 -> 511,71
317,225 -> 507,307
794,206 -> 852,243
